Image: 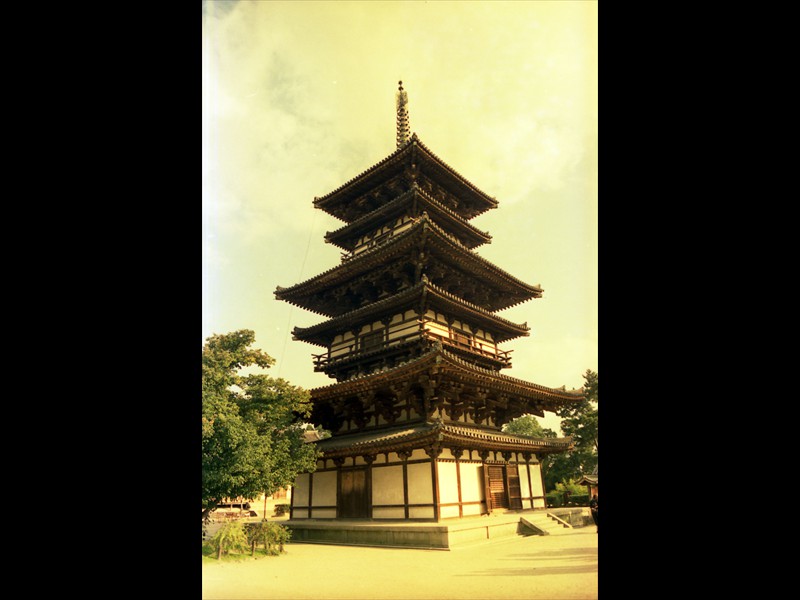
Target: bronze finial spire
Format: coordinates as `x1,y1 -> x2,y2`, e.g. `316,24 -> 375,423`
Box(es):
396,80 -> 410,148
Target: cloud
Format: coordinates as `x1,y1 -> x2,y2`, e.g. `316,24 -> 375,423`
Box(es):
201,1 -> 598,394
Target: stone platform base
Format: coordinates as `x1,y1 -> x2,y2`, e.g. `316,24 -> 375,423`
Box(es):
285,510 -> 544,550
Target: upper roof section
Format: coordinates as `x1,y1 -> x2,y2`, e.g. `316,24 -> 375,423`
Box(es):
275,213 -> 543,317
313,134 -> 499,224
291,277 -> 531,347
324,185 -> 492,252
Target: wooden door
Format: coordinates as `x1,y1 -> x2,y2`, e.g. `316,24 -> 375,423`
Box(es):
339,468 -> 369,518
506,464 -> 523,510
487,465 -> 508,509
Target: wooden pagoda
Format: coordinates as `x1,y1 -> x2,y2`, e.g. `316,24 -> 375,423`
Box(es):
275,82 -> 583,524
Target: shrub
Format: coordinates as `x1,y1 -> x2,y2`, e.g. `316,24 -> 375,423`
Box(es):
245,520 -> 292,556
207,521 -> 250,560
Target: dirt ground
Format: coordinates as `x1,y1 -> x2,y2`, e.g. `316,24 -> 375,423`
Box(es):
201,527 -> 598,600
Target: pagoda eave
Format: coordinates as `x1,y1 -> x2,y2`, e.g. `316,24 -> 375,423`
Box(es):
291,279 -> 531,346
310,345 -> 584,409
275,216 -> 542,316
314,421 -> 574,459
324,187 -> 492,251
314,134 -> 498,222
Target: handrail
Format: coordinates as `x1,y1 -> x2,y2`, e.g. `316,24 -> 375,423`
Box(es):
312,317 -> 512,370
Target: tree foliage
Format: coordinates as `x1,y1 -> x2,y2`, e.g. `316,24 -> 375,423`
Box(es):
558,369 -> 598,454
547,369 -> 598,488
501,370 -> 598,492
245,521 -> 292,556
502,414 -> 558,439
206,521 -> 250,560
202,330 -> 320,521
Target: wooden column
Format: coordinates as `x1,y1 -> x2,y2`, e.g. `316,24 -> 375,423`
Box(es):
364,454 -> 375,519
523,452 -> 534,509
452,447 -> 464,518
308,471 -> 314,518
333,457 -> 345,519
398,450 -> 412,519
426,445 -> 442,521
480,449 -> 491,514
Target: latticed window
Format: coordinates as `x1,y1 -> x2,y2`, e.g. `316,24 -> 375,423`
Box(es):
360,329 -> 384,352
451,329 -> 472,347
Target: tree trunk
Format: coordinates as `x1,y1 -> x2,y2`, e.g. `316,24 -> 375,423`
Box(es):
202,501 -> 219,523
251,541 -> 256,557
217,543 -> 222,560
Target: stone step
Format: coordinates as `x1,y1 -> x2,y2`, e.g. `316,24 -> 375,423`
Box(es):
519,514 -> 572,535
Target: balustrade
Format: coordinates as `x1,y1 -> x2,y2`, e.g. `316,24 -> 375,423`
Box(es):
311,317 -> 512,370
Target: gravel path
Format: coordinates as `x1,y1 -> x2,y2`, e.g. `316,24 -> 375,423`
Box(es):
202,528 -> 598,599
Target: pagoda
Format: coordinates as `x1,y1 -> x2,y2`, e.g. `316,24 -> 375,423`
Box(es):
275,82 -> 583,524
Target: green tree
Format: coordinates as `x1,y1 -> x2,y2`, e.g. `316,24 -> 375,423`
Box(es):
502,414 -> 564,491
547,369 -> 598,488
501,370 -> 598,492
502,414 -> 558,438
202,330 -> 320,522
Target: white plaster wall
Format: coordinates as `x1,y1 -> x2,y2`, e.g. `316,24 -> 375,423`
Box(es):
437,462 -> 459,504
409,506 -> 434,519
439,448 -> 455,460
459,462 -> 483,504
293,473 -> 310,507
519,464 -> 531,502
440,505 -> 460,519
292,508 -> 309,519
407,462 -> 433,505
371,465 -> 404,505
533,497 -> 546,509
530,463 -> 544,497
373,507 -> 406,519
462,504 -> 482,516
311,471 -> 337,506
310,508 -> 336,518
410,449 -> 428,461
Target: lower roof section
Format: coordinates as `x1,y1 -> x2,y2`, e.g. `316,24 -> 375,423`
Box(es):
311,343 -> 583,409
315,420 -> 573,458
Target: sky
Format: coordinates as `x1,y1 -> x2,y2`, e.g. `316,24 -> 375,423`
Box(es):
202,0 -> 598,435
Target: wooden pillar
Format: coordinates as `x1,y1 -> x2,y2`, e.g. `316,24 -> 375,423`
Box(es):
333,457 -> 345,519
480,449 -> 491,514
452,447 -> 464,518
364,454 -> 375,519
399,450 -> 412,519
426,445 -> 442,521
537,454 -> 547,507
523,452 -> 534,509
308,471 -> 314,518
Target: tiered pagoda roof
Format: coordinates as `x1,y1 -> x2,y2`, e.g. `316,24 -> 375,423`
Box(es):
309,344 -> 582,417
291,277 -> 530,347
316,420 -> 574,458
313,133 -> 498,223
324,185 -> 492,251
275,213 -> 542,316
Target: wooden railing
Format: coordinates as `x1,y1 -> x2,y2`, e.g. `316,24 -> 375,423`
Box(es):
311,318 -> 512,370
